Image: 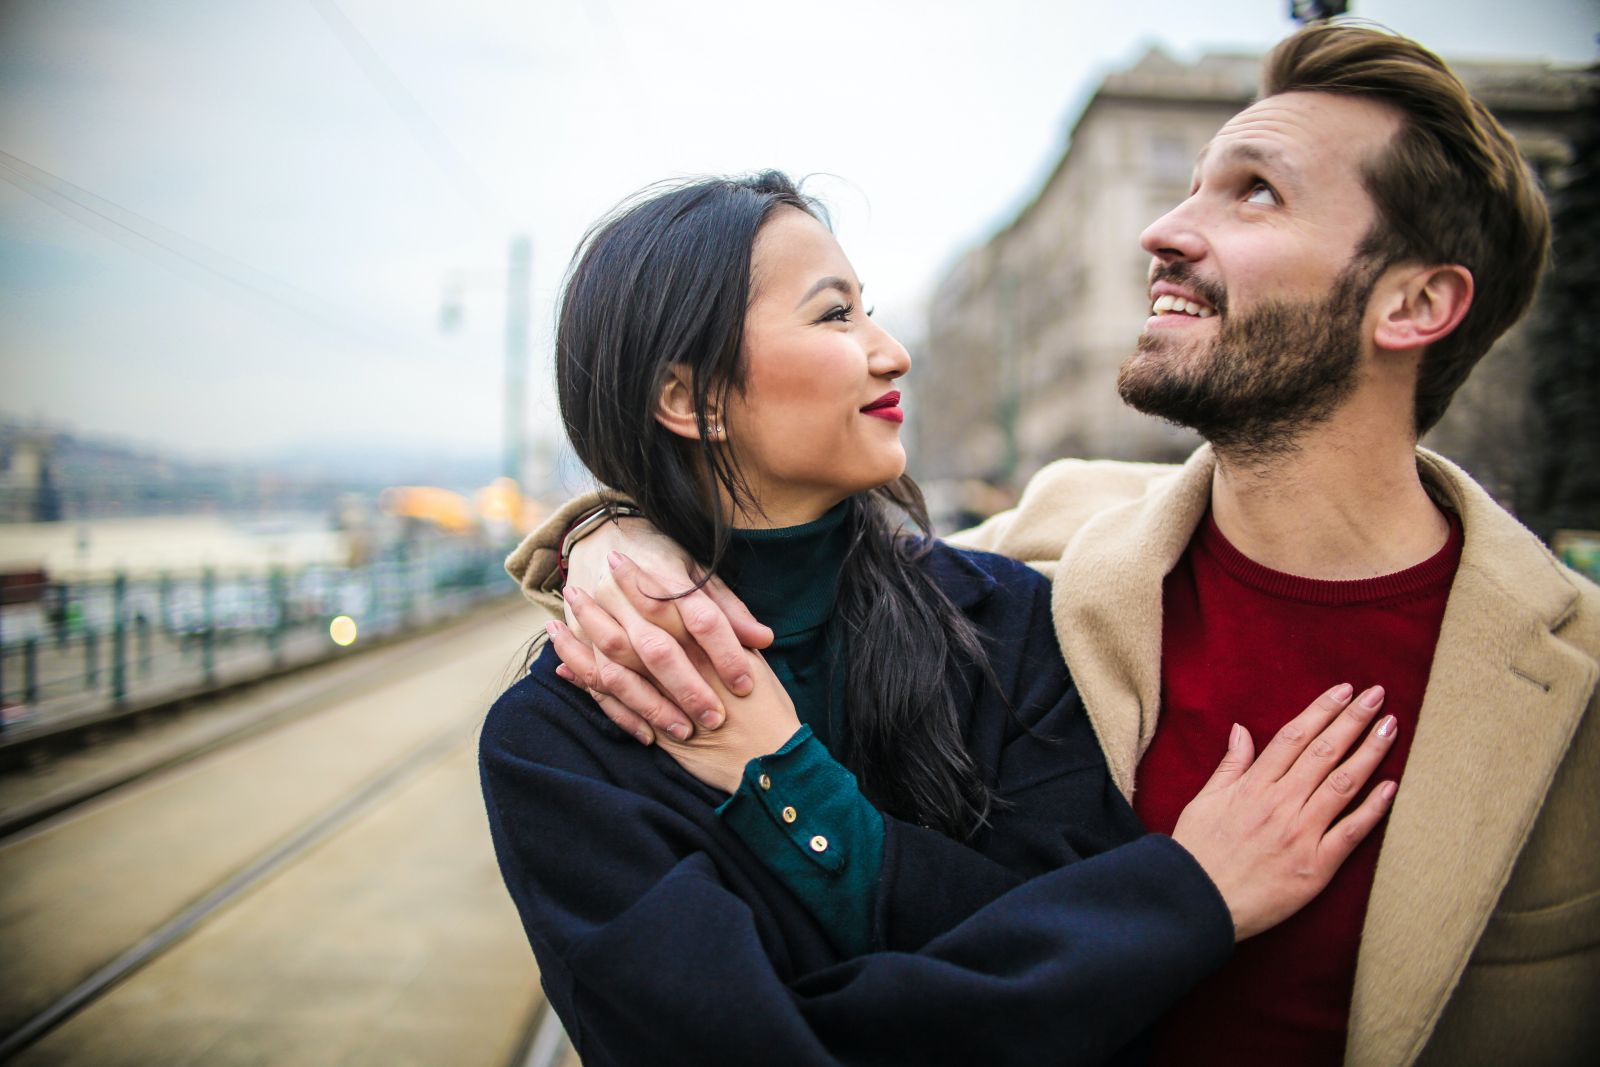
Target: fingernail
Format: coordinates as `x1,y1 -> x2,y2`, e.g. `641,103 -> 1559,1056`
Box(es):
1229,722 -> 1244,750
545,621 -> 560,636
565,587 -> 587,605
607,550 -> 626,570
635,728 -> 653,746
1361,686 -> 1386,710
698,708 -> 724,729
1330,683 -> 1354,703
733,674 -> 753,694
1376,714 -> 1397,738
667,722 -> 691,742
1379,780 -> 1397,801
555,664 -> 572,681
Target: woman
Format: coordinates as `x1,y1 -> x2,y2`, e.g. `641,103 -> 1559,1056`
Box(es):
479,172 -> 1397,1066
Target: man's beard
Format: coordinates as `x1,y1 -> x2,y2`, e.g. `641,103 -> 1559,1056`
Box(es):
1116,259 -> 1381,462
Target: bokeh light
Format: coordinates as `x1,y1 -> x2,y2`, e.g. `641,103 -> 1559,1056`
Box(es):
329,615 -> 358,647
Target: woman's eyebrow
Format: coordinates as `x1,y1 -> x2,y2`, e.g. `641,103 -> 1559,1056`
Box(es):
794,276 -> 855,308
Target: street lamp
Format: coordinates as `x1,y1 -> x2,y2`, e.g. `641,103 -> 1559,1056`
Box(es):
1290,1 -> 1350,22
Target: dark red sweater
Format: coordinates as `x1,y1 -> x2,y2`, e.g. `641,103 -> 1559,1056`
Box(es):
1136,510 -> 1463,1066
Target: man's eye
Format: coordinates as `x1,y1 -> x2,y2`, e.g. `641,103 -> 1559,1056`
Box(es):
1245,182 -> 1279,206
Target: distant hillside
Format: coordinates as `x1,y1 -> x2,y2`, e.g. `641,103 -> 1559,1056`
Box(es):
0,417 -> 500,522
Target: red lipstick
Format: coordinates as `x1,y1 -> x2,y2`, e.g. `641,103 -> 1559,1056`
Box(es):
860,390 -> 904,423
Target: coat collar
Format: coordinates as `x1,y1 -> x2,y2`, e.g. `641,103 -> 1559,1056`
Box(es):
923,541 -> 1000,612
1051,445 -> 1214,794
1345,451 -> 1596,1065
1052,445 -> 1597,1066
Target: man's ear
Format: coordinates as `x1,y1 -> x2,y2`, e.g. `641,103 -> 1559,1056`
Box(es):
654,365 -> 704,442
1372,264 -> 1473,353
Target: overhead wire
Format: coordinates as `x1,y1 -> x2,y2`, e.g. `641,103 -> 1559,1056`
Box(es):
304,0 -> 509,227
0,149 -> 429,353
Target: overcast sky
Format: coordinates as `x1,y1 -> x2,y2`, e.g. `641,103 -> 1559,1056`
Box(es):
2,0 -> 1594,469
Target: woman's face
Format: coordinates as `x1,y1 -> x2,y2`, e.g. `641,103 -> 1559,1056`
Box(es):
722,207 -> 912,527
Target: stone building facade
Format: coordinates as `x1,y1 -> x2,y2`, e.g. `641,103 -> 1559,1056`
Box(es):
913,46 -> 1588,510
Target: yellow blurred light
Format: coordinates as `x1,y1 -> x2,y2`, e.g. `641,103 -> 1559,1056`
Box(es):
329,615 -> 359,646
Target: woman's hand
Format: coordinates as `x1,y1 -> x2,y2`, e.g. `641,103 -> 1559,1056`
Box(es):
547,619 -> 800,793
1171,683 -> 1399,941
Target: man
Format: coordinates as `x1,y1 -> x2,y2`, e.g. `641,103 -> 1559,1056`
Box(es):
510,23 -> 1598,1065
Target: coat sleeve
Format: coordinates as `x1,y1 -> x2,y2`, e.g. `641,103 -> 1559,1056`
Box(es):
503,488 -> 624,616
481,683 -> 1233,1067
873,555 -> 1158,951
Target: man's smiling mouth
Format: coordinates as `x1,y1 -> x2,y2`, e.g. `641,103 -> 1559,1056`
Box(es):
1151,294 -> 1215,318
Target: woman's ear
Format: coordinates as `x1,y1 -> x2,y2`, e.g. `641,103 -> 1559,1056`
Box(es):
654,365 -> 707,441
1372,264 -> 1473,353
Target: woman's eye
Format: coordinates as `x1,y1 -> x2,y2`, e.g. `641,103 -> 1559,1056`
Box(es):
1245,182 -> 1279,206
819,303 -> 854,323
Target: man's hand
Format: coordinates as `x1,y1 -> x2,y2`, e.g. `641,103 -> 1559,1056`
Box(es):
549,621 -> 801,793
556,525 -> 773,742
1172,683 -> 1399,941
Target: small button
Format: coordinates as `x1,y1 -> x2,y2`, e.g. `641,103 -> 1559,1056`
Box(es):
758,774 -> 772,791
809,836 -> 828,853
782,806 -> 797,824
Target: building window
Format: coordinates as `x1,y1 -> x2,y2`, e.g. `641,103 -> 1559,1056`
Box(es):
1147,133 -> 1192,184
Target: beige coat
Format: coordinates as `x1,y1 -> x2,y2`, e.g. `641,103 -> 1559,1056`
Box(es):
948,445 -> 1600,1066
508,447 -> 1600,1064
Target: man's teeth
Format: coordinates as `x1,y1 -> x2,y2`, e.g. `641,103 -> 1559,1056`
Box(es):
1151,294 -> 1215,318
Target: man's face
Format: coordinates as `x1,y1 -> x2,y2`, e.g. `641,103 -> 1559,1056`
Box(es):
1116,92 -> 1402,457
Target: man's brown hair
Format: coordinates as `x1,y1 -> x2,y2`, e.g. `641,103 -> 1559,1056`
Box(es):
1262,22 -> 1552,434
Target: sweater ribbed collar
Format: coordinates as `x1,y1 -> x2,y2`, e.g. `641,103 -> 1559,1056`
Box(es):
725,502 -> 850,640
1196,507 -> 1464,606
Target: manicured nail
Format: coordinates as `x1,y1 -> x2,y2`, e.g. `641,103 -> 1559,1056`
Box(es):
545,621 -> 561,636
555,664 -> 572,681
1376,714 -> 1397,738
1229,722 -> 1244,751
667,722 -> 691,742
1379,780 -> 1397,801
1330,683 -> 1354,703
1361,686 -> 1386,710
733,674 -> 753,694
698,708 -> 724,729
607,550 -> 627,570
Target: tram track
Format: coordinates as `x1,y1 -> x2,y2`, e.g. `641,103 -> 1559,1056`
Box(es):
0,716 -> 474,1059
0,602 -> 547,1065
0,597 -> 531,842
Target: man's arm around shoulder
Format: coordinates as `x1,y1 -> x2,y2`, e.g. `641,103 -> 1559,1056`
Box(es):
945,457 -> 1183,578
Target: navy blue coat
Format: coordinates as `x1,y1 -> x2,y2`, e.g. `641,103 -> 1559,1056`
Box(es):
480,544 -> 1232,1066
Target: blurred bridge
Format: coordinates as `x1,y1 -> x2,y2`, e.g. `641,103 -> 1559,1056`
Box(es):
0,599 -> 578,1066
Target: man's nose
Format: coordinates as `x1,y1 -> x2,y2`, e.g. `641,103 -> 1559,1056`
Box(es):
1140,196 -> 1205,264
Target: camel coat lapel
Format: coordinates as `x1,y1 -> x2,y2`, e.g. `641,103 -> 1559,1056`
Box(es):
1046,446 -> 1595,1066
1343,453 -> 1597,1066
1050,448 -> 1216,795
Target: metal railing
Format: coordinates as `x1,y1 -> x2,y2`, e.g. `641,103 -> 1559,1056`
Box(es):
0,539 -> 514,737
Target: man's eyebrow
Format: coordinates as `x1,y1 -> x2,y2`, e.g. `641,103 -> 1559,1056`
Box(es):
795,276 -> 856,308
1196,140 -> 1300,187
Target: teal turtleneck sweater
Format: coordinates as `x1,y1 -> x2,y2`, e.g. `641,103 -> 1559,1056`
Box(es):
714,503 -> 886,956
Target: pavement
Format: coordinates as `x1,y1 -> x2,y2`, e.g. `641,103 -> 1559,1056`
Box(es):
0,598 -> 557,1066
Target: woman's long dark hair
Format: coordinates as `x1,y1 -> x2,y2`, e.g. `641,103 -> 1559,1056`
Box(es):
557,171 -> 999,839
